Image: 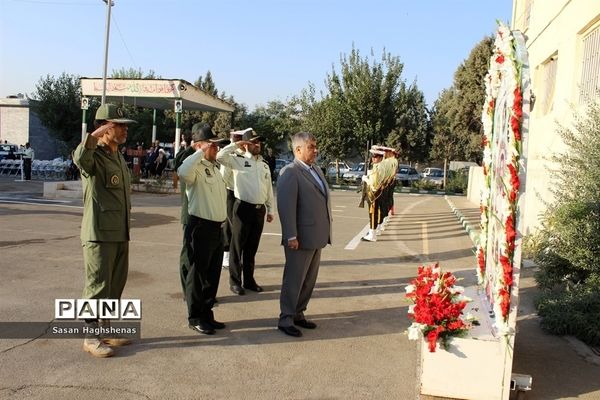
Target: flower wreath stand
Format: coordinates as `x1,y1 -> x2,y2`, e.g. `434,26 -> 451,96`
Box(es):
409,23 -> 531,400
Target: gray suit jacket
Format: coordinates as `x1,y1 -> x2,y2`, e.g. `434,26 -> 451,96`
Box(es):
277,159 -> 332,249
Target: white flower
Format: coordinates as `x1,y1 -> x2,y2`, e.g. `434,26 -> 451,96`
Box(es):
449,285 -> 465,295
404,284 -> 415,294
407,323 -> 423,341
408,304 -> 415,314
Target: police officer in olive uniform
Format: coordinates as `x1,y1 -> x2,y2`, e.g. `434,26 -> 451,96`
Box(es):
174,133 -> 195,296
73,103 -> 136,358
177,123 -> 230,335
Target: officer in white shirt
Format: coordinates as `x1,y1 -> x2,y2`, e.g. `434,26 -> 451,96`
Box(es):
22,142 -> 35,180
216,129 -> 274,295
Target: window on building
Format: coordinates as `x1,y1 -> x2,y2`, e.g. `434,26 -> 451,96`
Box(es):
536,54 -> 558,116
514,0 -> 533,31
579,26 -> 600,104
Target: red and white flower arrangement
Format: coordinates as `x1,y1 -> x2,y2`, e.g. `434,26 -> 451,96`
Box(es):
405,263 -> 473,352
477,22 -> 523,335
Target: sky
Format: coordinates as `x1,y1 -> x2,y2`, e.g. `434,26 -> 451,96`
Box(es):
0,0 -> 513,110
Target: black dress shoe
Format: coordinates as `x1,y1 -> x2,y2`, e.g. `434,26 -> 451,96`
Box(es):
189,323 -> 215,335
278,325 -> 302,337
230,284 -> 245,295
294,319 -> 317,329
243,283 -> 263,293
210,319 -> 226,329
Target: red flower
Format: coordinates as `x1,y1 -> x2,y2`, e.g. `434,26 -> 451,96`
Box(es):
499,255 -> 513,287
505,215 -> 516,254
477,247 -> 486,274
495,53 -> 505,64
499,288 -> 511,317
406,264 -> 471,352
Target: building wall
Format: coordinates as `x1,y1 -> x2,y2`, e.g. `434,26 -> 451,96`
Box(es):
0,98 -> 62,160
512,0 -> 600,235
0,99 -> 30,146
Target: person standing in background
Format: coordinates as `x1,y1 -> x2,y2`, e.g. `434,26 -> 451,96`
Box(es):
361,148 -> 385,242
22,142 -> 34,180
276,132 -> 332,337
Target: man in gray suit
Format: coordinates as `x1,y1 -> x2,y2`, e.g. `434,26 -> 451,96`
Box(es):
276,132 -> 332,337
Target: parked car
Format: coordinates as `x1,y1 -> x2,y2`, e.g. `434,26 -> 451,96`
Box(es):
326,161 -> 351,178
396,165 -> 420,186
0,143 -> 21,160
273,158 -> 291,180
422,169 -> 446,187
420,167 -> 443,178
342,162 -> 366,184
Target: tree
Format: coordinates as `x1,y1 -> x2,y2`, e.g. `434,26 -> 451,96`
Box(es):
244,100 -> 301,155
299,47 -> 405,164
31,72 -> 86,151
430,36 -> 493,163
387,81 -> 431,162
429,89 -> 460,162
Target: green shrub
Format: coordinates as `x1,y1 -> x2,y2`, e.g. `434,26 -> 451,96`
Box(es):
527,101 -> 600,346
444,172 -> 468,193
535,282 -> 600,346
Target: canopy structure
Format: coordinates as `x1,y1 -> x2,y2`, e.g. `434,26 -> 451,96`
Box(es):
80,78 -> 235,151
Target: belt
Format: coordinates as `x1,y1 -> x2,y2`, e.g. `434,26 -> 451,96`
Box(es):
188,215 -> 224,228
239,200 -> 265,209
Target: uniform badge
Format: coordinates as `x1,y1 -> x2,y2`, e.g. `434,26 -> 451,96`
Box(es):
110,174 -> 120,185
244,161 -> 251,167
205,168 -> 212,177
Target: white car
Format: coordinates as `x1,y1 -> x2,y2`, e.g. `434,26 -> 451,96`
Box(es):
396,165 -> 420,186
421,167 -> 443,178
342,163 -> 366,184
422,169 -> 446,187
326,161 -> 351,178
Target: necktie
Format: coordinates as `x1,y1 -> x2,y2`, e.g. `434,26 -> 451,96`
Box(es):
309,165 -> 325,193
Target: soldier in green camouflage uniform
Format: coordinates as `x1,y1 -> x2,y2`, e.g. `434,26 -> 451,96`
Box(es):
73,103 -> 136,358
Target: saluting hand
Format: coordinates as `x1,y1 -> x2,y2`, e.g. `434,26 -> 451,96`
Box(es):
90,122 -> 115,138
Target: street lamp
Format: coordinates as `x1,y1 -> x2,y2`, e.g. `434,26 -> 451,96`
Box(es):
101,0 -> 114,105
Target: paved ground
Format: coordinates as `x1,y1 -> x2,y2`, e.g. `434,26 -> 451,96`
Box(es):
0,177 -> 599,399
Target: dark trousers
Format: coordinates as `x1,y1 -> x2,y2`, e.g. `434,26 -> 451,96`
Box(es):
369,195 -> 383,229
23,158 -> 32,180
179,224 -> 190,296
222,189 -> 236,251
185,216 -> 224,324
229,199 -> 266,287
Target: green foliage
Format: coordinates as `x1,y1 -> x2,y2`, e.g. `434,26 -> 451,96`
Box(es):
244,100 -> 301,156
388,82 -> 431,162
31,72 -> 87,151
528,101 -> 600,345
298,46 -> 431,164
430,36 -> 493,163
535,282 -> 600,346
444,172 -> 468,194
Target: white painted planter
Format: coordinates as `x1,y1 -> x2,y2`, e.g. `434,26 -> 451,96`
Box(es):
419,287 -> 514,400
